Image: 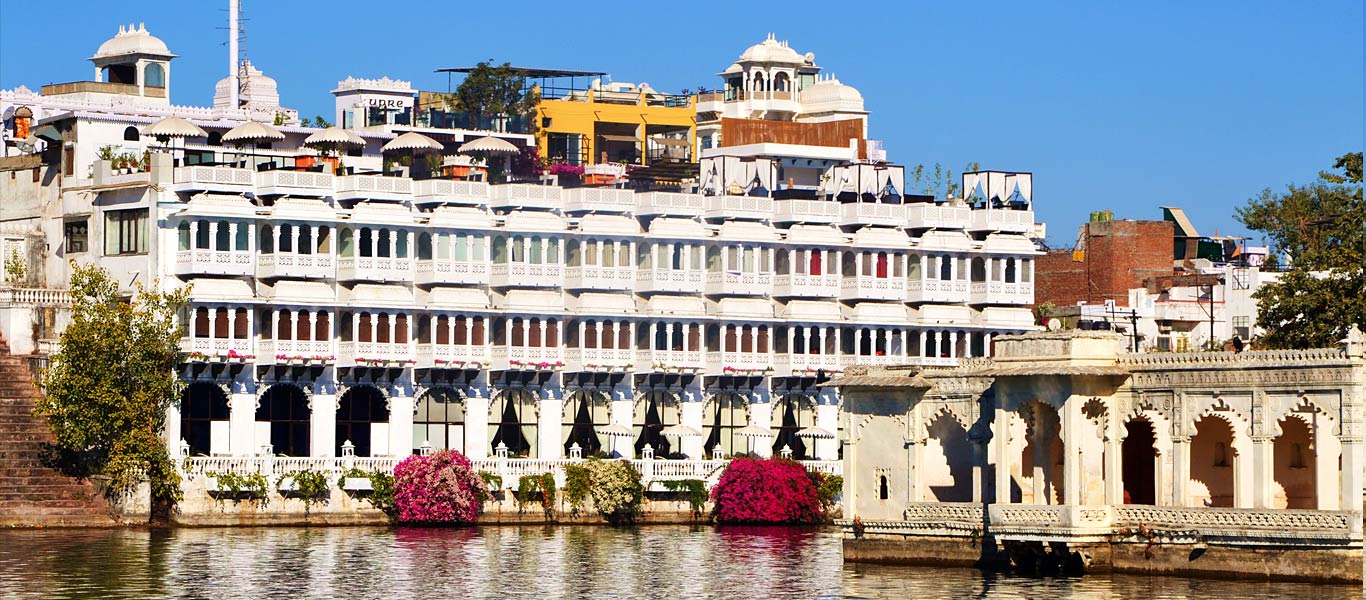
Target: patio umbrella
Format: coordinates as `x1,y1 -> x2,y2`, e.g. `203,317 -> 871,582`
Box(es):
660,424 -> 703,438
794,426 -> 836,439
382,132 -> 445,177
458,135 -> 519,155
222,120 -> 284,169
735,424 -> 775,437
142,115 -> 208,165
594,423 -> 634,438
303,126 -> 365,174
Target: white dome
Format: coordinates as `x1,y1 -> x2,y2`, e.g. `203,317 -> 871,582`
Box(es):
214,61 -> 282,109
738,34 -> 807,65
92,23 -> 174,60
798,76 -> 864,112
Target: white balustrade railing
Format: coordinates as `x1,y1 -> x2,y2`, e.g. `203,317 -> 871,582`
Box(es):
415,259 -> 490,285
906,204 -> 970,228
181,337 -> 253,358
337,341 -> 414,366
706,351 -> 774,374
774,199 -> 840,223
968,281 -> 1032,305
636,268 -> 705,294
173,166 -> 254,189
705,195 -> 773,219
906,279 -> 970,303
565,347 -> 634,371
493,345 -> 564,370
839,275 -> 906,301
413,179 -> 490,204
564,265 -> 635,291
175,249 -> 255,277
0,288 -> 72,306
704,271 -> 773,295
774,273 -> 840,297
256,170 -> 335,194
639,349 -> 706,372
969,208 -> 1034,233
336,256 -> 414,283
257,340 -> 334,363
778,353 -> 848,375
335,174 -> 413,199
564,187 -> 635,213
417,343 -> 491,368
257,252 -> 336,279
839,202 -> 906,226
489,183 -> 563,209
489,263 -> 564,288
636,191 -> 705,216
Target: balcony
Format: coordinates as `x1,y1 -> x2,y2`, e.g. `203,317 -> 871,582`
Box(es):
489,183 -> 563,211
846,353 -> 915,367
257,340 -> 334,363
636,191 -> 705,217
778,352 -> 848,376
705,271 -> 773,296
338,341 -> 414,367
257,253 -> 335,280
839,202 -> 906,228
417,343 -> 491,368
336,256 -> 414,283
255,170 -> 335,197
636,268 -> 705,295
706,351 -> 775,375
175,249 -> 254,277
911,304 -> 974,327
638,349 -> 706,372
973,306 -> 1036,330
773,199 -> 840,224
565,347 -> 635,371
840,276 -> 907,302
969,282 -> 1033,305
969,208 -> 1035,234
173,166 -> 254,194
906,279 -> 970,304
181,337 -> 253,359
492,345 -> 564,370
335,175 -> 413,202
906,204 -> 970,229
564,265 -> 634,291
705,195 -> 773,221
490,263 -> 564,288
415,259 -> 490,286
563,188 -> 635,213
773,273 -> 839,298
413,179 -> 490,205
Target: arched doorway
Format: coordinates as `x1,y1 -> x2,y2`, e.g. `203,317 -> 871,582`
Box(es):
703,393 -> 747,459
564,390 -> 608,457
1019,402 -> 1062,505
1274,416 -> 1316,509
771,395 -> 813,460
634,392 -> 677,458
337,385 -> 389,456
1122,419 -> 1157,505
257,384 -> 310,456
414,387 -> 464,454
925,410 -> 973,502
1190,415 -> 1236,507
180,383 -> 229,456
490,389 -> 535,457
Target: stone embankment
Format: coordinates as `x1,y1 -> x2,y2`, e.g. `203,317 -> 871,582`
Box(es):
0,336 -> 120,527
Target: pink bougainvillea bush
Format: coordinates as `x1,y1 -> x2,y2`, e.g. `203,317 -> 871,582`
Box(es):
711,457 -> 822,524
393,450 -> 489,525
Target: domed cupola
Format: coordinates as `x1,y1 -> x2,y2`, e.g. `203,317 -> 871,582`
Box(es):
737,33 -> 808,66
88,23 -> 175,99
214,61 -> 283,110
797,75 -> 865,114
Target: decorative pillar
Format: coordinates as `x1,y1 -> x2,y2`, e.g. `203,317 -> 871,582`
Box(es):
681,393 -> 705,458
537,390 -> 564,459
1170,436 -> 1190,507
165,403 -> 182,458
309,392 -> 337,457
610,391 -> 635,459
993,399 -> 1013,504
814,391 -> 839,461
1250,435 -> 1275,508
388,393 -> 415,457
464,391 -> 491,460
748,395 -> 773,458
230,392 -> 258,456
1103,413 -> 1123,506
1031,413 -> 1049,504
1061,400 -> 1081,506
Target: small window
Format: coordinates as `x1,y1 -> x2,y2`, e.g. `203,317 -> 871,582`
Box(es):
104,209 -> 149,256
64,220 -> 89,254
123,126 -> 140,141
878,475 -> 889,500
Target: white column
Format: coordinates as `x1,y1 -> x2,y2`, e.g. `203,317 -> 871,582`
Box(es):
994,400 -> 1012,504
748,397 -> 773,458
388,393 -> 415,457
165,403 -> 182,458
1103,414 -> 1123,505
309,393 -> 337,457
814,395 -> 839,461
230,392 -> 258,456
1340,436 -> 1363,517
1062,400 -> 1081,506
681,395 -> 705,458
611,392 -> 635,459
1250,436 -> 1275,508
1170,436 -> 1190,506
537,390 -> 564,459
464,391 -> 491,460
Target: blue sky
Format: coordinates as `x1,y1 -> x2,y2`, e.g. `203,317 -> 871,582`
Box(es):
2,1 -> 1360,247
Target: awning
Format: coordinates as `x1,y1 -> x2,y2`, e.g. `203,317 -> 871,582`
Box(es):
598,134 -> 639,143
795,426 -> 836,440
650,137 -> 690,147
660,424 -> 704,438
595,424 -> 634,438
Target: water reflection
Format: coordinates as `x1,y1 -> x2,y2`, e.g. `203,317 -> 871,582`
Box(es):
0,526 -> 1354,599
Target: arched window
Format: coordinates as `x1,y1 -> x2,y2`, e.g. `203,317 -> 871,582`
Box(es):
297,226 -> 313,255
180,383 -> 228,456
876,252 -> 889,278
317,226 -> 331,253
396,231 -> 408,258
194,221 -> 210,250
376,229 -> 392,258
144,63 -> 165,88
358,228 -> 373,258
215,221 -> 231,251
278,224 -> 294,253
314,312 -> 330,341
417,233 -> 433,260
235,221 -> 250,251
1005,258 -> 1017,283
939,255 -> 953,280
259,385 -> 311,456
123,126 -> 140,141
879,475 -> 890,500
971,257 -> 986,282
809,250 -> 822,276
339,228 -> 354,257
416,388 -> 465,453
207,131 -> 222,146
259,225 -> 274,254
193,307 -> 210,338
177,222 -> 191,251
336,385 -> 389,457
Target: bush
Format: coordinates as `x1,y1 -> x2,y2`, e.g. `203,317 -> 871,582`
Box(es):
813,473 -> 843,517
661,479 -> 708,518
516,472 -> 557,519
711,458 -> 822,524
392,450 -> 488,525
584,459 -> 645,525
563,463 -> 591,517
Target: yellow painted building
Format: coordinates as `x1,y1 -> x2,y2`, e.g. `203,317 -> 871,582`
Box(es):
535,83 -> 696,167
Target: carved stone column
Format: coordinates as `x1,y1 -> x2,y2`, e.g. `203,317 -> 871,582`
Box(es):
230,391 -> 259,457
1061,399 -> 1082,506
537,389 -> 564,460
993,400 -> 1013,504
1250,435 -> 1275,508
308,392 -> 337,457
388,393 -> 415,458
1170,436 -> 1191,507
463,390 -> 491,460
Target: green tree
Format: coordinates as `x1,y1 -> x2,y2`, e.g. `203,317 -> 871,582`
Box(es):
453,61 -> 541,133
37,263 -> 189,519
1236,152 -> 1364,349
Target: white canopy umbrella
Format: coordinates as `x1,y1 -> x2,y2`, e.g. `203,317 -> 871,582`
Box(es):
794,426 -> 836,440
143,115 -> 207,139
303,126 -> 365,149
222,120 -> 285,144
735,424 -> 775,438
594,424 -> 634,438
382,131 -> 444,153
458,135 -> 519,155
660,424 -> 704,438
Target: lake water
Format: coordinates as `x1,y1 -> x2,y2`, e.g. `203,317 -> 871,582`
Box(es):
0,525 -> 1356,599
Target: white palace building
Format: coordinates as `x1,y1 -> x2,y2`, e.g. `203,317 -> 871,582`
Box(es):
0,25 -> 1041,470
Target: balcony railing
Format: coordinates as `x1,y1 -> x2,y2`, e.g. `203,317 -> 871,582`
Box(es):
492,345 -> 564,370
181,337 -> 253,358
173,166 -> 254,193
906,279 -> 970,303
773,273 -> 840,298
337,341 -> 413,366
969,282 -> 1033,305
773,199 -> 840,224
636,268 -> 705,294
336,256 -> 414,283
778,353 -> 848,375
413,179 -> 490,205
489,263 -> 564,288
255,170 -> 334,197
705,272 -> 773,296
705,195 -> 773,220
969,208 -> 1034,233
489,183 -> 563,210
839,202 -> 906,228
565,347 -> 634,371
638,349 -> 706,372
257,253 -> 335,280
706,351 -> 775,374
846,354 -> 919,367
416,343 -> 491,368
636,191 -> 706,217
564,265 -> 635,291
839,276 -> 907,302
563,187 -> 635,213
175,249 -> 254,277
906,204 -> 970,229
335,174 -> 413,202
257,340 -> 334,363
415,260 -> 490,286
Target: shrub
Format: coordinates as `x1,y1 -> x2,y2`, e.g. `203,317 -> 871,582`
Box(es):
563,463 -> 591,517
584,459 -> 645,525
661,478 -> 708,518
368,471 -> 396,516
711,458 -> 822,524
392,450 -> 488,525
278,470 -> 330,513
813,473 -> 843,518
516,472 -> 557,519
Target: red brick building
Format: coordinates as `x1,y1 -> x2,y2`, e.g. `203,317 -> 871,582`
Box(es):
1035,220 -> 1175,309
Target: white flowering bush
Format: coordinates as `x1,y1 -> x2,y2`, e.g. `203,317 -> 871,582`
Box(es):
583,458 -> 645,525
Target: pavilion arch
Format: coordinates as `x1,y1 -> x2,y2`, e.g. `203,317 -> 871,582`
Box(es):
1274,409 -> 1340,510
704,392 -> 750,459
489,388 -> 536,457
337,384 -> 389,457
1120,415 -> 1160,505
257,383 -> 310,457
771,393 -> 816,460
924,406 -> 974,502
565,389 -> 611,457
635,390 -> 682,458
1016,400 -> 1063,505
179,382 -> 229,456
414,386 -> 466,454
1189,410 -> 1250,508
